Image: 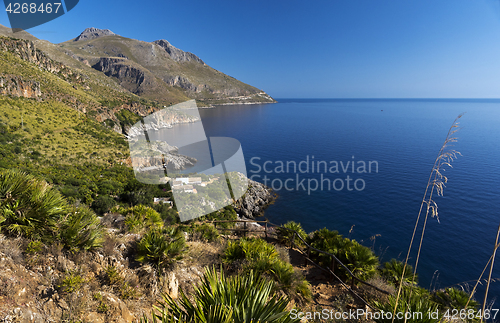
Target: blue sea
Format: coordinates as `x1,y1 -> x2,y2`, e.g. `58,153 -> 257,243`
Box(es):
173,99 -> 500,305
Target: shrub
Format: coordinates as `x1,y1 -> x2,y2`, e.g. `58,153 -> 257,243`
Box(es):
194,223 -> 220,242
104,265 -> 124,286
307,227 -> 379,281
0,169 -> 69,242
59,206 -> 104,252
373,287 -> 440,323
57,270 -> 85,294
25,240 -> 43,254
432,287 -> 479,312
276,221 -> 307,247
91,195 -> 116,215
136,227 -> 186,273
381,259 -> 418,286
119,205 -> 163,233
306,228 -> 348,266
141,267 -> 300,323
343,240 -> 379,281
223,238 -> 310,302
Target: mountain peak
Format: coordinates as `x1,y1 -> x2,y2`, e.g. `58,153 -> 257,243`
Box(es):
74,27 -> 115,42
153,39 -> 204,64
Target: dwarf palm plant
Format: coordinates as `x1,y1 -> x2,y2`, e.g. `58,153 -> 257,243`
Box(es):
223,237 -> 311,302
373,287 -> 441,323
142,267 -> 300,323
382,259 -> 418,287
121,204 -> 163,233
59,205 -> 104,252
276,221 -> 307,247
432,287 -> 479,312
136,227 -> 186,274
0,169 -> 68,241
343,240 -> 379,281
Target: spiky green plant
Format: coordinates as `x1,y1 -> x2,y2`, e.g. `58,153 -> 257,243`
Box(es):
119,204 -> 163,233
306,227 -> 347,267
194,223 -> 220,243
136,227 -> 186,273
0,169 -> 68,241
59,205 -> 104,252
373,287 -> 441,323
276,221 -> 307,247
343,240 -> 379,281
382,259 -> 418,286
141,267 -> 300,323
223,238 -> 311,302
432,287 -> 479,312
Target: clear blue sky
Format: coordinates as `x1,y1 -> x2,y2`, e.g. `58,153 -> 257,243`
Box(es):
2,0 -> 500,98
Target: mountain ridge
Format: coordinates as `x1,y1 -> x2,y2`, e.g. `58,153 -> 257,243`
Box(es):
0,24 -> 275,106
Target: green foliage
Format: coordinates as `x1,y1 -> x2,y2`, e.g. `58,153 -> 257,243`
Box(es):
25,240 -> 43,254
307,227 -> 379,282
59,206 -> 104,252
276,221 -> 307,247
141,267 -> 300,323
91,195 -> 116,215
191,223 -> 220,242
120,282 -> 141,300
117,205 -> 163,233
197,206 -> 237,229
115,109 -> 143,127
58,270 -> 85,294
306,228 -> 346,266
136,227 -> 186,273
432,287 -> 479,312
94,292 -> 109,313
373,287 -> 441,323
0,169 -> 69,241
104,265 -> 124,286
153,203 -> 179,224
223,238 -> 311,301
381,259 -> 418,286
343,240 -> 379,281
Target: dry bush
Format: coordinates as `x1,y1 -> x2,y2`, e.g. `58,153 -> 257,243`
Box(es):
361,275 -> 395,303
0,235 -> 24,263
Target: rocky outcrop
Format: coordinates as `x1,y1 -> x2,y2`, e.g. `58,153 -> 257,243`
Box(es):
0,36 -> 89,90
130,143 -> 198,171
74,27 -> 116,42
123,107 -> 199,138
153,40 -> 205,64
92,58 -> 145,90
0,75 -> 41,98
163,75 -> 204,93
233,178 -> 276,219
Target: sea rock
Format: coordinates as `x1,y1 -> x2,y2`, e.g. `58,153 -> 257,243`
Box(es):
233,178 -> 276,219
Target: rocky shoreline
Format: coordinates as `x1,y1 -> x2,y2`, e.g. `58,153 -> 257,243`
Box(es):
233,177 -> 277,219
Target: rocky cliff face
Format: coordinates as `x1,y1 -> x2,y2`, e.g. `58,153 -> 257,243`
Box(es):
0,75 -> 41,98
0,37 -> 72,76
233,178 -> 276,219
153,40 -> 205,64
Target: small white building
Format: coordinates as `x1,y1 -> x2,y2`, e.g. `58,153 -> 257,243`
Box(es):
153,197 -> 172,205
188,177 -> 202,185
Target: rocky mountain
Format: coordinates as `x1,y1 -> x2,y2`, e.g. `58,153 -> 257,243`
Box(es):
74,27 -> 116,42
60,27 -> 275,106
0,25 -> 275,107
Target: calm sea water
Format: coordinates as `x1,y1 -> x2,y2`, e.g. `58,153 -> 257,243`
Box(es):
164,99 -> 500,304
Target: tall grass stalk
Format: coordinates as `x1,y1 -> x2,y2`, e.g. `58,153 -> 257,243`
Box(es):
393,114 -> 463,323
480,222 -> 500,322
